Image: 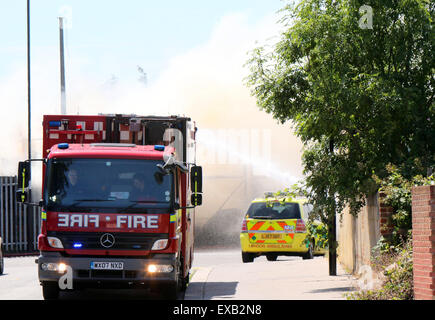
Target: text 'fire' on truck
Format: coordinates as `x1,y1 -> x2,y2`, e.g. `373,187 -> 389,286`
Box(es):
17,114 -> 203,299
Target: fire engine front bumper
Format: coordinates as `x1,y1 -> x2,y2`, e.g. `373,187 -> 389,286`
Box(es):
37,251 -> 178,288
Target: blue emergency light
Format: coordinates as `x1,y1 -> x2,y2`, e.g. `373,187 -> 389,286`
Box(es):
73,243 -> 83,248
49,121 -> 61,127
154,145 -> 165,151
58,143 -> 69,149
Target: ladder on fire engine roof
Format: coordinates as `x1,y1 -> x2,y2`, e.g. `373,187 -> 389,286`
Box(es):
98,114 -> 192,122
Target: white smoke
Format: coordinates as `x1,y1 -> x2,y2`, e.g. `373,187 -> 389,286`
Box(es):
0,10 -> 303,205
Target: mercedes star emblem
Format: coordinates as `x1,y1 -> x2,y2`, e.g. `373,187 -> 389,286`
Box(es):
100,233 -> 115,248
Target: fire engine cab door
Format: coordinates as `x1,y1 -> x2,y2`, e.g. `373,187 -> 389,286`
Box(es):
180,172 -> 194,277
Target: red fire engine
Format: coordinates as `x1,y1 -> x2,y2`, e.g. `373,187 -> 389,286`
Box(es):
17,114 -> 203,299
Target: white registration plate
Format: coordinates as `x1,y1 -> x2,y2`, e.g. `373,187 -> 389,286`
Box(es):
90,262 -> 124,270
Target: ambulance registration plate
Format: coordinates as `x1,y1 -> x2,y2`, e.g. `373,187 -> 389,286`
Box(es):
90,262 -> 124,270
260,233 -> 283,240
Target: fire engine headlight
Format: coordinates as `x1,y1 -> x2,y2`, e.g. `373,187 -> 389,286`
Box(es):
147,264 -> 174,273
58,263 -> 67,273
47,237 -> 64,249
41,262 -> 68,273
151,239 -> 168,251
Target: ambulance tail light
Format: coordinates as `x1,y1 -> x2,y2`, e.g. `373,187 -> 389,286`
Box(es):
296,219 -> 306,233
241,218 -> 248,233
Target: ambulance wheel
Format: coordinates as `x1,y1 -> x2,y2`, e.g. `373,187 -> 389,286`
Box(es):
42,282 -> 59,300
242,252 -> 254,263
266,254 -> 278,261
303,240 -> 314,260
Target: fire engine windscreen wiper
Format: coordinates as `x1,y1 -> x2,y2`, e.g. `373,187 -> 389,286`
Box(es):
126,200 -> 168,206
73,199 -> 114,202
62,199 -> 112,211
122,200 -> 169,213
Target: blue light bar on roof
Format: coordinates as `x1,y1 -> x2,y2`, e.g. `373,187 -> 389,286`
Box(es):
58,143 -> 69,149
154,145 -> 165,151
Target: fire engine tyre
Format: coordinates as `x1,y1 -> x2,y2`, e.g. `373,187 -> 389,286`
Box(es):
162,279 -> 180,300
266,254 -> 278,261
162,260 -> 182,299
181,271 -> 189,291
241,252 -> 255,263
0,244 -> 4,275
303,239 -> 315,260
42,282 -> 60,300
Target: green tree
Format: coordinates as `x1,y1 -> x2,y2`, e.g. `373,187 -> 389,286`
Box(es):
246,0 -> 434,274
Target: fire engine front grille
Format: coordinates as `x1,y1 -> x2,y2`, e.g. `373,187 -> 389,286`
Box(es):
47,231 -> 168,250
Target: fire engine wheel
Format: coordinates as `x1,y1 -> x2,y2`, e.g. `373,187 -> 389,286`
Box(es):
181,271 -> 189,291
42,282 -> 60,300
0,244 -> 4,275
163,272 -> 183,300
241,252 -> 255,263
302,239 -> 315,260
162,260 -> 182,300
162,282 -> 178,300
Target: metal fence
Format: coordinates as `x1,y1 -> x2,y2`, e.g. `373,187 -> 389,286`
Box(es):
0,176 -> 41,255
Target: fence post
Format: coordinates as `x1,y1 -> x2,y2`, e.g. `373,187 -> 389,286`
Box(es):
412,185 -> 435,300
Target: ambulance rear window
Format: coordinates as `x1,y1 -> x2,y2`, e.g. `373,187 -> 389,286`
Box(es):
247,202 -> 301,219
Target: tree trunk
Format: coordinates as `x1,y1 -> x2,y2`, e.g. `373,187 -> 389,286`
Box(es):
328,212 -> 337,276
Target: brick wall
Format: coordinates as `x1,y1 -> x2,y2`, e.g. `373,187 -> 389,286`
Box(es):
412,185 -> 435,300
378,192 -> 394,240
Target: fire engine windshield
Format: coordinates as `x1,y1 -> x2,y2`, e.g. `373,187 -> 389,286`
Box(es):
45,158 -> 172,213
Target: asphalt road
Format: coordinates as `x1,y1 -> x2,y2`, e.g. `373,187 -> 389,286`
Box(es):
187,248 -> 356,300
0,249 -> 356,300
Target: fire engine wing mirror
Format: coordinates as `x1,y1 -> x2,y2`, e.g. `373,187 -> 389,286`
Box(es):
18,161 -> 30,189
191,193 -> 202,206
158,161 -> 188,174
16,158 -> 46,203
156,164 -> 170,175
16,189 -> 28,203
190,166 -> 202,194
16,161 -> 30,203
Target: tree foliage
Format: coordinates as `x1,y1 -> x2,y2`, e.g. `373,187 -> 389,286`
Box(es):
246,0 -> 434,218
245,0 -> 434,266
374,165 -> 434,244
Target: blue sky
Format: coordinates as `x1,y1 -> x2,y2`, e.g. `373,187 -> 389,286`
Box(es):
0,0 -> 285,84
